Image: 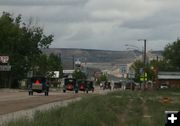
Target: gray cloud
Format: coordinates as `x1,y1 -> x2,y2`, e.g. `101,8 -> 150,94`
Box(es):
121,9 -> 180,29
0,0 -> 88,6
1,0 -> 180,51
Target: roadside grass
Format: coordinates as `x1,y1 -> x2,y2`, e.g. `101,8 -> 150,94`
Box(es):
4,89 -> 180,126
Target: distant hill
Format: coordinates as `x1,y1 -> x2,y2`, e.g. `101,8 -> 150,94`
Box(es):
42,48 -> 163,70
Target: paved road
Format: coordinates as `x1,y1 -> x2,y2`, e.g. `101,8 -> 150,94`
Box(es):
0,87 -> 111,115
0,87 -> 113,125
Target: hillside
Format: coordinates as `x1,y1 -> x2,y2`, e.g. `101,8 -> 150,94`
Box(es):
42,48 -> 162,78
42,48 -> 141,65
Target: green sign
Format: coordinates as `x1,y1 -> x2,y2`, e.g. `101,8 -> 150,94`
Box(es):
140,72 -> 147,81
140,77 -> 147,81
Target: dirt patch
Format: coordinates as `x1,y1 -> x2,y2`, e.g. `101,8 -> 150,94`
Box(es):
116,98 -> 133,126
142,99 -> 153,125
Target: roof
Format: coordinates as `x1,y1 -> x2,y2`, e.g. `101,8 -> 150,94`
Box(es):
158,71 -> 180,80
63,70 -> 74,74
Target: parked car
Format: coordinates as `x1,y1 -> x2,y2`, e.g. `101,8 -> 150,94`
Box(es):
28,76 -> 49,96
160,83 -> 168,89
63,78 -> 78,93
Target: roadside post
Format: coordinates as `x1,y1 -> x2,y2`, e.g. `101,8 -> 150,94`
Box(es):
120,64 -> 127,90
0,56 -> 11,88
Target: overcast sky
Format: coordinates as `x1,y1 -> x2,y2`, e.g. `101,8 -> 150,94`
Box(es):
1,0 -> 180,51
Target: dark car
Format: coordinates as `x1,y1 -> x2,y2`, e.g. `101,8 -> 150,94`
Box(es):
85,80 -> 94,93
63,78 -> 78,93
103,81 -> 111,90
77,79 -> 86,92
114,82 -> 122,89
28,76 -> 49,96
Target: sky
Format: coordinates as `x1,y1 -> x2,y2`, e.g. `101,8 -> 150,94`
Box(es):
1,0 -> 180,51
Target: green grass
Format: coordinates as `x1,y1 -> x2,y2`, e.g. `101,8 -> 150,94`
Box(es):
4,89 -> 180,126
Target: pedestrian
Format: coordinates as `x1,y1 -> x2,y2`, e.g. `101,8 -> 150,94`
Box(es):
100,82 -> 103,89
111,80 -> 114,90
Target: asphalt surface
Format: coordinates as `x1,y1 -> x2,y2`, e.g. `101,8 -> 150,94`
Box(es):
0,87 -> 111,115
0,87 -> 112,125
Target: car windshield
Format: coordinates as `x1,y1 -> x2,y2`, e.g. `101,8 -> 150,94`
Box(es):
65,79 -> 75,83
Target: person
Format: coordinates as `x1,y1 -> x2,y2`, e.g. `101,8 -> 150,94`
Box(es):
46,81 -> 49,91
111,80 -> 114,90
100,82 -> 103,89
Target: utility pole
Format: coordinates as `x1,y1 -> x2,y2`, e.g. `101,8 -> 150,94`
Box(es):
72,55 -> 75,70
138,39 -> 147,90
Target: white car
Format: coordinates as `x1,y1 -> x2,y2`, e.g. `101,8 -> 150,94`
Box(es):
160,84 -> 168,89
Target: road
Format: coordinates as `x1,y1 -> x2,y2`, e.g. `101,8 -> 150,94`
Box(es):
0,91 -> 81,115
0,89 -> 104,115
0,87 -> 112,124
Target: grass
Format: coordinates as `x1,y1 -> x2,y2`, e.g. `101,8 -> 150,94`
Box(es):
4,89 -> 180,126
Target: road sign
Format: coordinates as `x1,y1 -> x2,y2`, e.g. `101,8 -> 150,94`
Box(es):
0,56 -> 9,63
140,72 -> 147,81
129,73 -> 135,78
140,77 -> 147,81
0,65 -> 11,71
120,64 -> 127,74
139,68 -> 144,75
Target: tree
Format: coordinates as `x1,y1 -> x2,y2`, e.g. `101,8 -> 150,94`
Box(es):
42,53 -> 62,78
72,69 -> 87,80
131,59 -> 165,82
0,12 -> 54,88
48,53 -> 62,72
163,39 -> 180,70
130,60 -> 144,82
25,52 -> 63,78
96,74 -> 108,85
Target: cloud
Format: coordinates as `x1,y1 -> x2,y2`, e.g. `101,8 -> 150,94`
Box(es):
0,0 -> 88,6
1,0 -> 180,51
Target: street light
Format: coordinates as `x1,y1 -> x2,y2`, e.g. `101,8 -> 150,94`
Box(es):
126,47 -> 139,60
138,39 -> 147,90
125,44 -> 141,50
125,44 -> 143,61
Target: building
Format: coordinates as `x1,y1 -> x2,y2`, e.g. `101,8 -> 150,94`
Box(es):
63,70 -> 74,78
157,71 -> 180,88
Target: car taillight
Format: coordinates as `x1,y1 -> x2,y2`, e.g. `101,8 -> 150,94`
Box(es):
35,80 -> 40,84
67,84 -> 73,89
